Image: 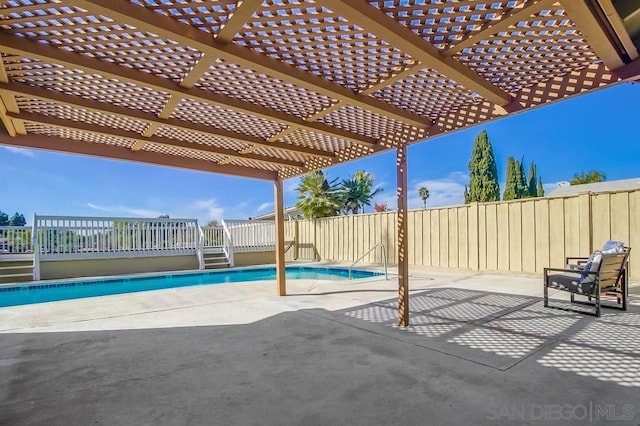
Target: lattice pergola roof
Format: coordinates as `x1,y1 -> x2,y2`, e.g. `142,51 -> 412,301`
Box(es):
0,0 -> 639,181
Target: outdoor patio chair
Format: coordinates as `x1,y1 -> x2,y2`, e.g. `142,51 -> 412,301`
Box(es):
543,245 -> 630,316
566,243 -> 631,300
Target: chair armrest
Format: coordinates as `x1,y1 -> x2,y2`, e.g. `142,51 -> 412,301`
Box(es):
544,267 -> 587,274
565,256 -> 589,264
565,257 -> 588,269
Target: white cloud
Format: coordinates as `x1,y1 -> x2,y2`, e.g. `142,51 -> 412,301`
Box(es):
179,198 -> 259,222
283,177 -> 301,194
3,146 -> 34,157
408,171 -> 468,209
367,172 -> 469,211
187,199 -> 225,221
256,202 -> 273,212
87,203 -> 164,218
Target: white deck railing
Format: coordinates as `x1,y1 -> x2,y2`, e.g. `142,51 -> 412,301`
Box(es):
0,226 -> 33,254
201,226 -> 225,248
2,216 -> 279,281
220,220 -> 234,267
223,220 -> 275,253
35,215 -> 201,260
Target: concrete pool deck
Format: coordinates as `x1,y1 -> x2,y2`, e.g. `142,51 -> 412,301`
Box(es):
1,264 -> 639,425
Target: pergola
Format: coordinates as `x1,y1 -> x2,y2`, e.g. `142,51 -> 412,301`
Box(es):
1,0 -> 639,326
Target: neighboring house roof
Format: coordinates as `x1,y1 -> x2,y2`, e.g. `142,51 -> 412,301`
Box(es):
547,178 -> 640,197
249,206 -> 302,221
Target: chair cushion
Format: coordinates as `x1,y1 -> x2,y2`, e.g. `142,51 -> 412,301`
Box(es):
580,241 -> 624,283
548,273 -> 596,295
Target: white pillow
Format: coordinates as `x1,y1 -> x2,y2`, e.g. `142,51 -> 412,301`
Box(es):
580,241 -> 624,284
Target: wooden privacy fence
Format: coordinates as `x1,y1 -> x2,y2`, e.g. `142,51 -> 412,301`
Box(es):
285,189 -> 639,280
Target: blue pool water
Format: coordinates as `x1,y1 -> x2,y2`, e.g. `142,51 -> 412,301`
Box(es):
0,266 -> 382,308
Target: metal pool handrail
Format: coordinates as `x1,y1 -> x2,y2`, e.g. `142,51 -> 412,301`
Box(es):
349,242 -> 388,280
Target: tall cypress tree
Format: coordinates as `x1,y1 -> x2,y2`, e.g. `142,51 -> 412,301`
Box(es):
528,161 -> 537,197
517,157 -> 528,198
537,177 -> 544,197
467,130 -> 500,203
503,156 -> 518,200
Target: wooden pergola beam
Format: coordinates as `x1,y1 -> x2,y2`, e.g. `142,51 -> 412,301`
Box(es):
179,53 -> 214,89
1,81 -> 334,159
0,59 -> 8,84
267,102 -> 344,143
0,32 -> 378,148
69,0 -> 432,129
0,101 -> 17,137
274,178 -> 286,296
396,145 -> 409,327
10,111 -> 306,169
597,0 -> 639,60
216,0 -> 264,43
442,0 -> 555,57
362,64 -> 426,95
181,0 -> 264,88
612,56 -> 640,81
0,60 -> 17,136
158,95 -> 183,120
0,132 -> 278,180
323,0 -> 513,106
559,0 -> 625,69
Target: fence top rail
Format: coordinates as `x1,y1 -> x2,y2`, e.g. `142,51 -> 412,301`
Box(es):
224,219 -> 275,223
0,226 -> 31,231
35,215 -> 199,224
224,219 -> 275,226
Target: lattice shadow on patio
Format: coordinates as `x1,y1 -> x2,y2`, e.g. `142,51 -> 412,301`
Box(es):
342,287 -> 640,386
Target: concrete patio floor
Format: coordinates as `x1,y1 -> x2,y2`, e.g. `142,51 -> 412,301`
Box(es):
1,265 -> 639,425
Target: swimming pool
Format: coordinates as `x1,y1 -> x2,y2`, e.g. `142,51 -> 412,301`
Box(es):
0,266 -> 383,308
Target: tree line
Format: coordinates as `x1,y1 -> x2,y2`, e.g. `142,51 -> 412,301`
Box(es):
289,128 -> 609,219
0,211 -> 26,226
464,130 -> 605,203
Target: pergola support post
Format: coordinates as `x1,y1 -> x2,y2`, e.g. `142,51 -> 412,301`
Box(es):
397,145 -> 409,327
274,178 -> 287,296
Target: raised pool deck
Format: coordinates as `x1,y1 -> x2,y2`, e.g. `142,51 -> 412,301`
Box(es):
1,265 -> 639,425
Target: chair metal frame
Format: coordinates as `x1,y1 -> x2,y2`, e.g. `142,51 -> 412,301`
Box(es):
544,248 -> 630,317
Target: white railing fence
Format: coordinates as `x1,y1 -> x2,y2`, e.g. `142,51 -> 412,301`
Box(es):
223,220 -> 275,253
32,215 -> 40,279
35,215 -> 201,260
201,226 -> 225,248
196,223 -> 205,270
0,226 -> 33,254
2,216 -> 279,280
220,220 -> 235,267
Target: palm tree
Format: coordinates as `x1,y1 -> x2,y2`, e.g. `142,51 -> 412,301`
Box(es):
418,186 -> 429,208
339,171 -> 383,214
295,171 -> 340,219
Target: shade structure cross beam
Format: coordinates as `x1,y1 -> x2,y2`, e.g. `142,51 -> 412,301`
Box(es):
322,0 -> 513,106
0,81 -> 335,160
65,0 -> 432,130
0,32 -> 379,149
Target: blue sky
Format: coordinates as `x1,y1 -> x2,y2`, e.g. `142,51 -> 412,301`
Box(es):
1,82 -> 639,225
